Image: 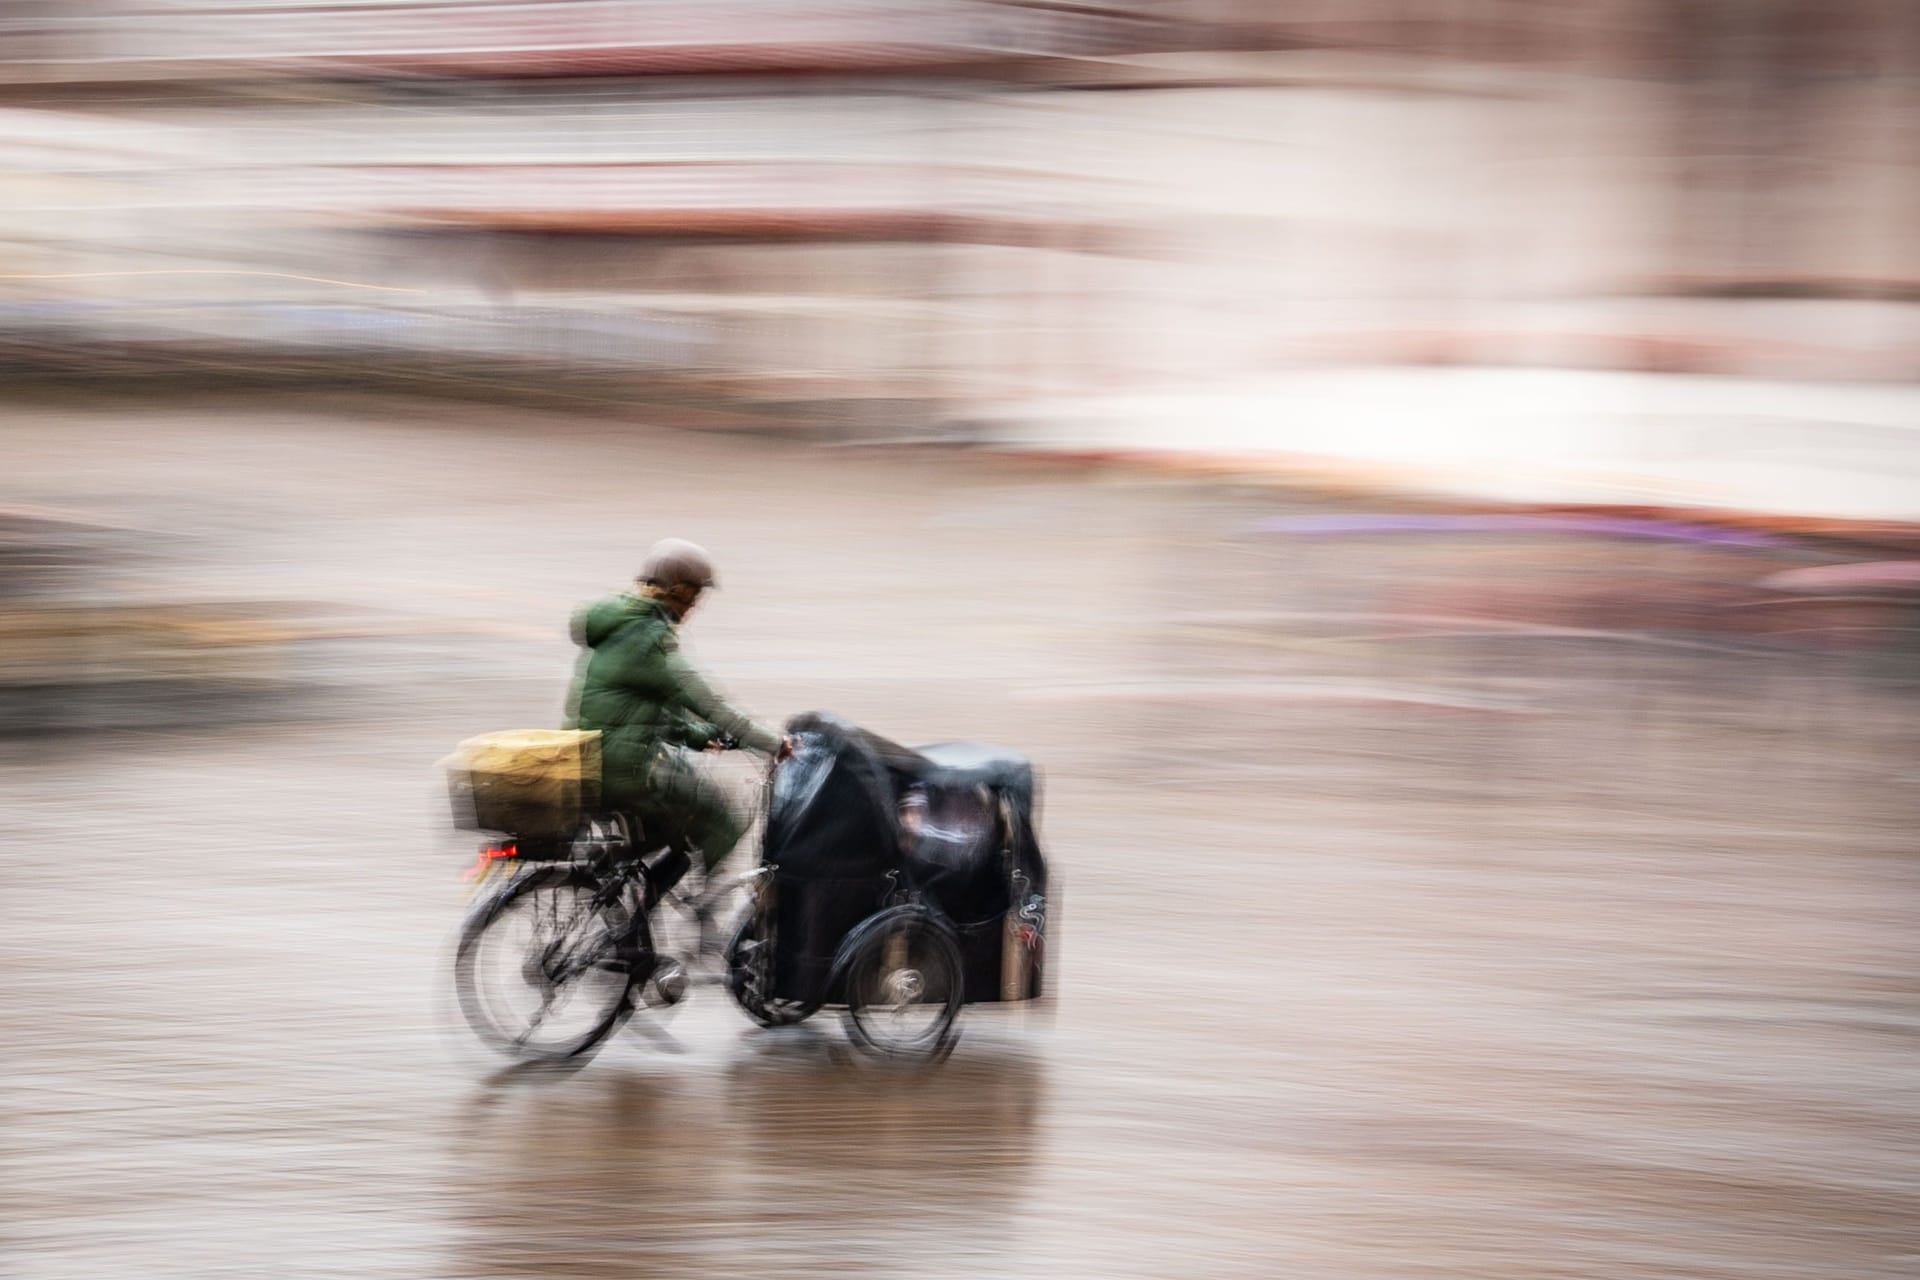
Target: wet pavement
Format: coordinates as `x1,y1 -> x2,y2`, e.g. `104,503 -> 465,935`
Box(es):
5,394 -> 1919,1279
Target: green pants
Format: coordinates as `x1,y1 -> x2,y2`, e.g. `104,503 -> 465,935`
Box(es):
601,740 -> 746,872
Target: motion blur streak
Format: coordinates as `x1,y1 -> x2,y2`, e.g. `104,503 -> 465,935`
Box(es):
4,3 -> 1918,1279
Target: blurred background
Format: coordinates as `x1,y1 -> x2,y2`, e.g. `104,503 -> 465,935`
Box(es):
6,3 -> 1919,1278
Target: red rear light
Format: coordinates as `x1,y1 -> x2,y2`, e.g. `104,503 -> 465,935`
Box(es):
460,841 -> 519,882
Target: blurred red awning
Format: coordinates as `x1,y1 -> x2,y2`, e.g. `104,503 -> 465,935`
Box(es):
261,159 -> 1126,247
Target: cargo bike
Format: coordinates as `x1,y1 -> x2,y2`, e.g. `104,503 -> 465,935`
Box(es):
445,712 -> 1050,1063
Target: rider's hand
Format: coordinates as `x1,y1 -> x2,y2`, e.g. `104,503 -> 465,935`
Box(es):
776,735 -> 796,762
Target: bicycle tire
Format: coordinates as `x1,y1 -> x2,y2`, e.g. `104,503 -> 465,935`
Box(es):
453,865 -> 641,1062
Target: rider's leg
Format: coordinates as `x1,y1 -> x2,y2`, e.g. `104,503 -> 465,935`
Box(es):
684,791 -> 745,877
595,746 -> 680,971
593,747 -> 744,971
644,748 -> 747,877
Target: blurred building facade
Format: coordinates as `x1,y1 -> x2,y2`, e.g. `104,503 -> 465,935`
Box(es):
1,1 -> 1917,441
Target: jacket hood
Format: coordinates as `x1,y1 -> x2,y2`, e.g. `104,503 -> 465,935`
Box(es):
573,591 -> 667,648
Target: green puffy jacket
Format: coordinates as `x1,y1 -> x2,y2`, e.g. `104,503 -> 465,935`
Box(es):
564,592 -> 781,793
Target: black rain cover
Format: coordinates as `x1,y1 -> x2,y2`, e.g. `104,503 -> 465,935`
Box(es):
762,711 -> 902,878
908,740 -> 1048,917
760,711 -> 1048,1005
760,712 -> 902,1004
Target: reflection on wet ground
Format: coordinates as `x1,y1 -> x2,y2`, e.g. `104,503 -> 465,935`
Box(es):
451,1033 -> 1048,1280
6,398 -> 1918,1279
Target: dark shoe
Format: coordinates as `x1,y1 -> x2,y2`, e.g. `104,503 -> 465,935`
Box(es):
644,959 -> 689,1007
641,848 -> 692,908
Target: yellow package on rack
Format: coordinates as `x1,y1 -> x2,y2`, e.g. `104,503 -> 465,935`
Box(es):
440,729 -> 602,837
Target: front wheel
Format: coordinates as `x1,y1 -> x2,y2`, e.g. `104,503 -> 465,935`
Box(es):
454,866 -> 639,1061
837,909 -> 964,1062
725,909 -> 812,1028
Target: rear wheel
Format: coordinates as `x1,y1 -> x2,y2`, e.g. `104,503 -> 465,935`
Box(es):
454,866 -> 639,1061
839,910 -> 964,1061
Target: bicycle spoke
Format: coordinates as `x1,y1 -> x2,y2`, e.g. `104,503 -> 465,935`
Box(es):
461,877 -> 632,1060
513,998 -> 553,1047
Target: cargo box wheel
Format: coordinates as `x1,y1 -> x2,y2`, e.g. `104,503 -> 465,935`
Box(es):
835,907 -> 963,1061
